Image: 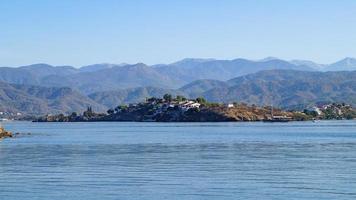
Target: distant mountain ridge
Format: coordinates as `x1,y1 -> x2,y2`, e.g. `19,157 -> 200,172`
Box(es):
201,70 -> 356,108
79,63 -> 128,72
289,60 -> 326,70
290,57 -> 356,71
1,57 -> 355,94
85,70 -> 356,109
155,58 -> 314,83
325,57 -> 356,71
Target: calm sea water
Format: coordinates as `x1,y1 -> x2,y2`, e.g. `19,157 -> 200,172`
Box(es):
1,121 -> 356,200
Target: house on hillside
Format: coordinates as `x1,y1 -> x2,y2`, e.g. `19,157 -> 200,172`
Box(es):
226,103 -> 234,108
180,101 -> 201,111
306,106 -> 322,115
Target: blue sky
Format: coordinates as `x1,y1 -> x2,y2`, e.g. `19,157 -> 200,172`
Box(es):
1,0 -> 356,67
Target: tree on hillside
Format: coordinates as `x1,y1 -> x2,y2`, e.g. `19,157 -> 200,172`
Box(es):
70,112 -> 78,118
107,108 -> 115,115
146,97 -> 158,103
83,107 -> 94,118
115,104 -> 128,112
163,94 -> 172,102
196,97 -> 207,104
176,95 -> 187,102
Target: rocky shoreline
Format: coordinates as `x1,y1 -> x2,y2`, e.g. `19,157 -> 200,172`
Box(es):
0,126 -> 12,139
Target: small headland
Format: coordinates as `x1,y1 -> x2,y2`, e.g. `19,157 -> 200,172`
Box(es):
33,95 -> 322,122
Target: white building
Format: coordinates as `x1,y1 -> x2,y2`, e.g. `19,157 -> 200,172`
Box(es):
226,103 -> 234,108
307,106 -> 322,115
181,101 -> 201,111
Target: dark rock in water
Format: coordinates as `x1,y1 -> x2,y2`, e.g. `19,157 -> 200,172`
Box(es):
0,127 -> 13,139
11,132 -> 32,138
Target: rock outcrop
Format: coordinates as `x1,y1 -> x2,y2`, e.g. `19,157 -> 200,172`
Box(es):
0,126 -> 12,139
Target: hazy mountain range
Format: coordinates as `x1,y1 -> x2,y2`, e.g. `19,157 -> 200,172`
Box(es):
0,82 -> 105,115
88,70 -> 356,109
1,57 -> 356,94
203,70 -> 356,109
0,57 -> 355,115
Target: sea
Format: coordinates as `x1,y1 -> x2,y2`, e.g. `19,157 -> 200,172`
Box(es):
1,121 -> 356,200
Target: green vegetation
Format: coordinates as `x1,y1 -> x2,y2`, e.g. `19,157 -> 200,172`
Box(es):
163,94 -> 173,102
195,97 -> 207,104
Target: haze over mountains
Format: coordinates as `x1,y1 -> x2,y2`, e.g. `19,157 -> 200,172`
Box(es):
0,82 -> 105,115
204,70 -> 356,109
0,57 -> 355,115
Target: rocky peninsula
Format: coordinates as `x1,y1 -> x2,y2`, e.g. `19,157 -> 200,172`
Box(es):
34,95 -> 320,122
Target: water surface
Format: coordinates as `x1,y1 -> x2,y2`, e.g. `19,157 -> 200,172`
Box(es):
1,121 -> 356,199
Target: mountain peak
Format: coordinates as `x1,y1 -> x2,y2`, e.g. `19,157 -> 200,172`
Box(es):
20,63 -> 54,69
289,59 -> 326,70
259,57 -> 280,62
80,63 -> 128,72
171,58 -> 215,66
339,57 -> 356,63
326,57 -> 356,71
129,63 -> 149,68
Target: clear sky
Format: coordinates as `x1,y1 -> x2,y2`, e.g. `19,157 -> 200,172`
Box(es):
1,0 -> 356,67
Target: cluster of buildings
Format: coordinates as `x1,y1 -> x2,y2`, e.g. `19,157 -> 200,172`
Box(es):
0,111 -> 22,121
123,98 -> 237,116
178,101 -> 201,111
144,99 -> 202,114
113,98 -> 205,122
305,103 -> 353,118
